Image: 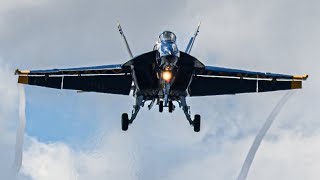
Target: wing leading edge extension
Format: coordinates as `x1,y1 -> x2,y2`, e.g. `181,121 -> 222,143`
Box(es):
16,64 -> 132,95
190,65 -> 308,96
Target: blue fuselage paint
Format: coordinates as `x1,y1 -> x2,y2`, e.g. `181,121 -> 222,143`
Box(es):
158,41 -> 179,57
154,33 -> 181,102
156,40 -> 180,71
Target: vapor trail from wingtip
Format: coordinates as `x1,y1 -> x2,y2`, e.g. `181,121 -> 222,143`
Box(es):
12,85 -> 26,177
236,91 -> 295,180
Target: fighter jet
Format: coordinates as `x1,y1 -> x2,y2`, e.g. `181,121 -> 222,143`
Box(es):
15,22 -> 308,132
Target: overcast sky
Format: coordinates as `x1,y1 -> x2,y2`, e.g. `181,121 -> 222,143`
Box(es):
0,0 -> 319,180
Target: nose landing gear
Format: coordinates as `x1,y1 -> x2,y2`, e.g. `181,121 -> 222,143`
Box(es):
159,100 -> 163,112
158,100 -> 175,113
168,100 -> 174,113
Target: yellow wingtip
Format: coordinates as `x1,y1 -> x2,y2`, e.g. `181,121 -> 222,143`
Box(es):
293,74 -> 309,80
20,70 -> 30,74
15,69 -> 31,75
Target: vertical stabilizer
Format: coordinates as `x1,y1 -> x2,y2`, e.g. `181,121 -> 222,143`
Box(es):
185,22 -> 201,54
117,21 -> 134,58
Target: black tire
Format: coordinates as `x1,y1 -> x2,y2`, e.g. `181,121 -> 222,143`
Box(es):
121,113 -> 129,131
159,101 -> 163,112
168,101 -> 173,113
193,114 -> 201,132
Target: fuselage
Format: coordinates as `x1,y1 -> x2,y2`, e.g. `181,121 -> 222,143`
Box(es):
153,31 -> 184,105
128,31 -> 200,105
154,31 -> 180,69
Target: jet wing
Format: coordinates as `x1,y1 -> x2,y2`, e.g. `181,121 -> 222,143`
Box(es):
15,64 -> 130,75
15,64 -> 133,95
196,66 -> 308,80
189,66 -> 308,96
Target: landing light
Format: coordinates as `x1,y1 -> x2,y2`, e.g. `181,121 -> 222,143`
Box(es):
162,71 -> 172,82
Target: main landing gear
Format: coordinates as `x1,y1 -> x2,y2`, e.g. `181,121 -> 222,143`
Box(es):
121,95 -> 201,132
121,113 -> 129,131
179,96 -> 201,132
121,95 -> 144,131
193,114 -> 201,132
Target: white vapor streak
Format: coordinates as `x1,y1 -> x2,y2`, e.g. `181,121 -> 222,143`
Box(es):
236,91 -> 295,180
12,85 -> 26,175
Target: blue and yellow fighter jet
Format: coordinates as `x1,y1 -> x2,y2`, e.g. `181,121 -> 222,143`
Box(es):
15,23 -> 308,132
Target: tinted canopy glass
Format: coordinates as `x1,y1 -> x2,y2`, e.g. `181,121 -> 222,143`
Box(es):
159,31 -> 176,42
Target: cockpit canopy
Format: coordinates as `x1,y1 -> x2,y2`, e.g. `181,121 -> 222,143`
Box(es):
159,31 -> 176,43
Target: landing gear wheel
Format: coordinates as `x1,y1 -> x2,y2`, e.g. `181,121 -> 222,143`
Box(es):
159,101 -> 163,112
121,113 -> 129,131
168,101 -> 173,113
193,114 -> 201,132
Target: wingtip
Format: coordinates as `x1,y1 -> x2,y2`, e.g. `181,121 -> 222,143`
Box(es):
293,74 -> 309,80
15,68 -> 20,75
15,69 -> 30,75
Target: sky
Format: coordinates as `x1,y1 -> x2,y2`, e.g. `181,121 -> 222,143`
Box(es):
0,0 -> 319,179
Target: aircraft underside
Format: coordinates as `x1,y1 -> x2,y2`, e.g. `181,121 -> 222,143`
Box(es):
121,50 -> 201,132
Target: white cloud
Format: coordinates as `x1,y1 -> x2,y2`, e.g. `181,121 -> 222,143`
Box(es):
19,130 -> 320,180
0,59 -> 20,180
22,138 -> 77,180
163,131 -> 320,180
249,131 -> 320,180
